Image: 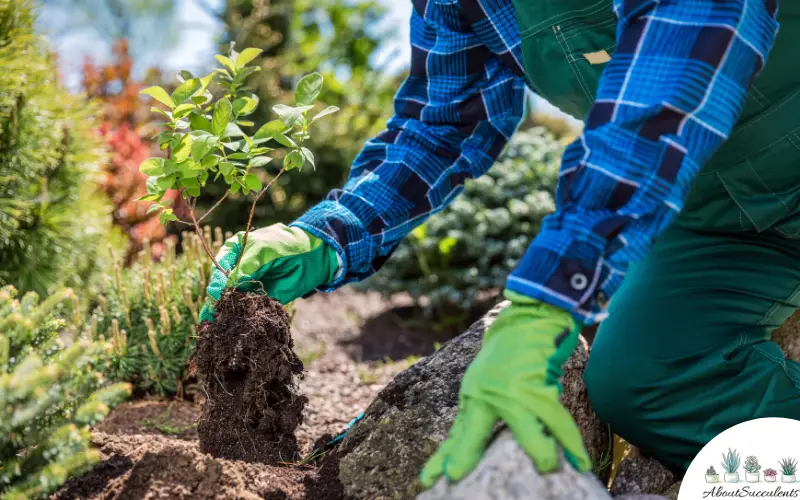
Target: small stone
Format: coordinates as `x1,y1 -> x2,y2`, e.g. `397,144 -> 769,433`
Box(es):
609,456 -> 675,496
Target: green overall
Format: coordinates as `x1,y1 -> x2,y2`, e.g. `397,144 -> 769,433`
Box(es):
512,0 -> 800,469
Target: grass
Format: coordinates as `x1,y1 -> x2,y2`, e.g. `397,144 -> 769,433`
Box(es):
298,343 -> 326,366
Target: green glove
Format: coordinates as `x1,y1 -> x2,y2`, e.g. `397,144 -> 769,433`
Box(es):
199,224 -> 339,322
420,290 -> 592,487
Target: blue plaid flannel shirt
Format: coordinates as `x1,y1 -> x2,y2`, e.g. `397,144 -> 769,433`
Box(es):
292,0 -> 780,324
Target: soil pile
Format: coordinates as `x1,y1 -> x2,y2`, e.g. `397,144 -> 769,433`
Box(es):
54,401 -> 343,500
192,290 -> 308,464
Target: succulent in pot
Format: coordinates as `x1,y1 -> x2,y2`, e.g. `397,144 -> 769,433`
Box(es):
706,465 -> 720,483
780,457 -> 798,483
764,468 -> 778,482
722,449 -> 741,483
744,455 -> 761,483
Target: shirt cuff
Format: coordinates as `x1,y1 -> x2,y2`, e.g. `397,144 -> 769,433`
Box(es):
291,200 -> 375,291
505,227 -> 623,325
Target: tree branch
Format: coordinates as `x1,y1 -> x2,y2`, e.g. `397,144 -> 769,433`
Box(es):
232,169 -> 285,271
188,197 -> 228,277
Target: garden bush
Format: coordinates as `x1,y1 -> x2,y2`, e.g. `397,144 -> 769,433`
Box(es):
358,127 -> 562,319
91,231 -> 212,397
0,285 -> 131,499
0,0 -> 122,296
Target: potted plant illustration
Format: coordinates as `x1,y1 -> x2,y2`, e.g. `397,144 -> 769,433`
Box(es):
780,457 -> 798,483
706,465 -> 720,483
722,449 -> 741,483
764,468 -> 778,483
744,455 -> 761,483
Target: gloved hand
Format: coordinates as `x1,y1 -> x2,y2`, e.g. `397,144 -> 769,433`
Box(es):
420,290 -> 592,487
199,224 -> 339,322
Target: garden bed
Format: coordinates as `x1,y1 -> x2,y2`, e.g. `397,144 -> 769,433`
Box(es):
54,289 -> 456,499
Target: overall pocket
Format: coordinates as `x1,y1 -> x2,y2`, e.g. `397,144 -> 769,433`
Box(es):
514,0 -> 617,120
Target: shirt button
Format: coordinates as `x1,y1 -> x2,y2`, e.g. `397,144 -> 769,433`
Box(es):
570,273 -> 588,291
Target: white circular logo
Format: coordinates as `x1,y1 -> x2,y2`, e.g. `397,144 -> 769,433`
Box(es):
680,418 -> 800,499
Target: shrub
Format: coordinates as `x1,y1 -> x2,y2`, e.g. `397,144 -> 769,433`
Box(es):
744,455 -> 761,474
90,231 -> 212,396
358,127 -> 562,318
0,285 -> 131,499
0,0 -> 122,296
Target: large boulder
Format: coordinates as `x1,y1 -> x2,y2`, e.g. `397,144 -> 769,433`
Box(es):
335,302 -> 612,499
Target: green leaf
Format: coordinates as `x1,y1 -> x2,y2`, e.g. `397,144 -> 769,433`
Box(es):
228,152 -> 248,160
179,70 -> 195,81
146,203 -> 163,215
236,47 -> 263,68
223,123 -> 244,139
212,99 -> 232,136
311,106 -> 340,124
272,104 -> 313,127
192,94 -> 211,106
300,147 -> 315,169
254,120 -> 288,141
171,78 -> 202,105
243,174 -> 262,191
438,236 -> 458,255
249,156 -> 271,168
274,133 -> 297,148
294,72 -> 324,106
236,120 -> 255,127
172,135 -> 193,163
202,155 -> 221,170
179,177 -> 201,197
283,150 -> 305,170
141,86 -> 175,109
173,103 -> 196,119
157,174 -> 178,190
139,158 -> 165,176
214,54 -> 237,74
221,141 -> 241,152
138,193 -> 161,202
196,73 -> 215,95
230,181 -> 241,194
156,132 -> 173,147
190,132 -> 218,162
234,96 -> 259,117
146,176 -> 162,195
159,209 -> 179,224
219,162 -> 235,176
189,113 -> 213,133
151,106 -> 171,120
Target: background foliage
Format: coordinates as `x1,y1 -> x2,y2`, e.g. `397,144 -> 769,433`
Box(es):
0,284 -> 131,499
0,0 -> 123,296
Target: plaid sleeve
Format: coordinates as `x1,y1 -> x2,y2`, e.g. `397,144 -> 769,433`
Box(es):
292,0 -> 527,289
506,0 -> 780,325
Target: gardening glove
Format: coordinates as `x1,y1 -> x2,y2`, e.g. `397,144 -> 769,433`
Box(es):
199,224 -> 340,322
420,290 -> 592,487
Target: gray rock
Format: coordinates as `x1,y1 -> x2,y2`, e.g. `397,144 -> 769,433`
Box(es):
417,430 -> 612,500
336,301 -> 611,499
609,456 -> 675,496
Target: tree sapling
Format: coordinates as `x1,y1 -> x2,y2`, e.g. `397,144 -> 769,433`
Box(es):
138,45 -> 338,463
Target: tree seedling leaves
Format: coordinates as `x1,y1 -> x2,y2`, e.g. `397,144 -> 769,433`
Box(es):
236,47 -> 263,68
146,176 -> 162,195
196,73 -> 215,96
141,86 -> 175,109
219,162 -> 235,176
190,132 -> 218,162
284,149 -> 305,170
223,122 -> 244,139
156,174 -> 178,190
146,203 -> 163,215
253,120 -> 288,141
139,158 -> 165,176
159,209 -> 179,224
311,106 -> 340,124
295,72 -> 324,106
151,106 -> 171,120
300,147 -> 315,169
138,193 -> 161,202
212,99 -> 232,136
179,177 -> 201,197
274,133 -> 297,148
227,152 -> 248,160
202,155 -> 220,170
171,78 -> 201,106
172,135 -> 193,163
249,156 -> 271,168
234,96 -> 259,117
243,174 -> 262,192
173,103 -> 196,119
189,113 -> 213,134
179,70 -> 195,81
272,104 -> 313,127
214,54 -> 237,74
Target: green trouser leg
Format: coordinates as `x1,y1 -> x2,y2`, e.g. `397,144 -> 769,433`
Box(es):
584,223 -> 800,471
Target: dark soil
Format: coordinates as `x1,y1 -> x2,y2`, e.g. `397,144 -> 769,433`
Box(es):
55,289 -> 462,499
193,290 -> 307,464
